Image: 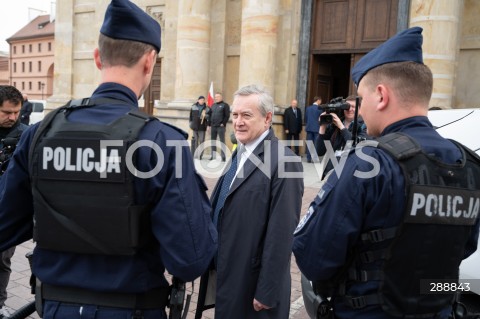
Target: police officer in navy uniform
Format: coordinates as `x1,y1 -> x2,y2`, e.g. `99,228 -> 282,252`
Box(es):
0,1 -> 217,318
0,85 -> 28,318
293,27 -> 480,319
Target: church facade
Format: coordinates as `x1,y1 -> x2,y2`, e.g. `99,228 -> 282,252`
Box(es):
48,0 -> 480,140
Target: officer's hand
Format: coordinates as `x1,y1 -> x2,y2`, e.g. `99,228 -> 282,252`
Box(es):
285,129 -> 289,134
331,113 -> 345,130
253,298 -> 271,311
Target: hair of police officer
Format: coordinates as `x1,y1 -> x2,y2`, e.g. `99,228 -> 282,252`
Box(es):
233,84 -> 275,118
363,61 -> 433,106
0,85 -> 23,107
98,34 -> 157,68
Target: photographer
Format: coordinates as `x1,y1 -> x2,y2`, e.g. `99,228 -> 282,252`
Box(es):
0,85 -> 27,318
315,95 -> 367,179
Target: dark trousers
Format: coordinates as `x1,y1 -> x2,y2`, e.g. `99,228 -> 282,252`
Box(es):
0,247 -> 15,306
210,126 -> 226,160
306,131 -> 319,161
286,132 -> 300,155
192,130 -> 206,158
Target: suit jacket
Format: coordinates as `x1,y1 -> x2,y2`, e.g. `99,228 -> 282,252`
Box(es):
198,129 -> 304,319
283,106 -> 302,134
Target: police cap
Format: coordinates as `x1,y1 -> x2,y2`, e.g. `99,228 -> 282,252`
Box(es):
100,0 -> 161,52
351,27 -> 424,86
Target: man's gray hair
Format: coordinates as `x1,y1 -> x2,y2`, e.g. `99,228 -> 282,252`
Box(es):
233,84 -> 275,117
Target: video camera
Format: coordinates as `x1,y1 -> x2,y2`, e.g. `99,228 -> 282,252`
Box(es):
318,97 -> 351,125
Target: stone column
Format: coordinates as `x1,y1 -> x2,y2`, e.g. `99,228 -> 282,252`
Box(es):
47,0 -> 75,110
168,0 -> 212,108
296,0 -> 313,109
238,0 -> 279,95
410,0 -> 463,108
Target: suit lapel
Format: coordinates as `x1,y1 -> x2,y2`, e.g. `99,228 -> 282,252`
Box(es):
228,129 -> 274,194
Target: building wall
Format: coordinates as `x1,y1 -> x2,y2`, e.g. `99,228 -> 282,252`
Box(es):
49,0 -> 480,135
49,0 -> 300,143
0,54 -> 9,86
456,0 -> 480,108
9,37 -> 54,100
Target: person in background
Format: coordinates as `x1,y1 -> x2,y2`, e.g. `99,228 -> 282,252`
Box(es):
0,1 -> 217,318
207,93 -> 230,161
315,95 -> 367,179
196,84 -> 303,319
0,86 -> 27,319
304,96 -> 322,163
283,99 -> 302,156
189,95 -> 208,159
293,27 -> 480,319
19,94 -> 33,125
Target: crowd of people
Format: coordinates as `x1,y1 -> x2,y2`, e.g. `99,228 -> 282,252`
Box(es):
0,1 -> 478,319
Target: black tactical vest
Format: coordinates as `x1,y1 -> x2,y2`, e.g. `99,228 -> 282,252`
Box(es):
29,98 -> 156,255
343,133 -> 480,317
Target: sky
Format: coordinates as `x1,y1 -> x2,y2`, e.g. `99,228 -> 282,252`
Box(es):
0,0 -> 55,52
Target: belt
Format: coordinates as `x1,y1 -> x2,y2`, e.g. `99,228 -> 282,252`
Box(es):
42,284 -> 170,309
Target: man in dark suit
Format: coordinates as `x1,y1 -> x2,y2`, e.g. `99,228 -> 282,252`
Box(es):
283,99 -> 302,155
196,84 -> 303,319
304,96 -> 322,162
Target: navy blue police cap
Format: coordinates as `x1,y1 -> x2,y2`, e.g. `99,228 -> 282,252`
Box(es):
351,27 -> 424,86
100,0 -> 161,52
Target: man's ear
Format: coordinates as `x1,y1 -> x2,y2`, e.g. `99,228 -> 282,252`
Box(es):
265,112 -> 273,126
144,50 -> 157,76
376,84 -> 389,111
93,48 -> 102,70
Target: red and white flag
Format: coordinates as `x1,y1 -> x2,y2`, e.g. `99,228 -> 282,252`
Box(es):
207,82 -> 214,107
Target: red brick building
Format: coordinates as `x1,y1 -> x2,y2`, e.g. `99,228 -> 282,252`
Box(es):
7,15 -> 54,100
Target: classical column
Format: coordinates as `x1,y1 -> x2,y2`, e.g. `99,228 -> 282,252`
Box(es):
296,0 -> 313,109
238,0 -> 279,95
47,0 -> 75,109
410,0 -> 463,108
169,0 -> 212,108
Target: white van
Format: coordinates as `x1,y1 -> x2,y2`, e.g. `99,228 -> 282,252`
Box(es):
28,100 -> 46,125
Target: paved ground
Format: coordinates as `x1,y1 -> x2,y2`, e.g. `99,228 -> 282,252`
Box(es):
5,158 -> 325,319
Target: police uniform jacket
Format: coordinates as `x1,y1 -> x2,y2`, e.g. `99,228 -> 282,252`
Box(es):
293,116 -> 480,319
0,83 -> 217,299
210,129 -> 303,319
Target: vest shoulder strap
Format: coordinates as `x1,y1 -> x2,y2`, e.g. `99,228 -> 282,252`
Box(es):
376,132 -> 422,160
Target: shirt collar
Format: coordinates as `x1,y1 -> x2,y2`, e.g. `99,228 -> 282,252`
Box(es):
240,129 -> 270,156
